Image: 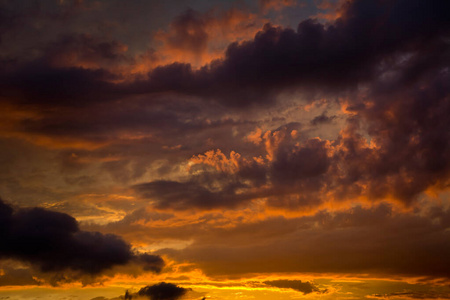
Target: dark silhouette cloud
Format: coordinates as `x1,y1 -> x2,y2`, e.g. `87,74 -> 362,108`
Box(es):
137,282 -> 189,300
0,198 -> 163,275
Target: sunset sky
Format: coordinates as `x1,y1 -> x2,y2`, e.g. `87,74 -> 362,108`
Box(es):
0,0 -> 450,299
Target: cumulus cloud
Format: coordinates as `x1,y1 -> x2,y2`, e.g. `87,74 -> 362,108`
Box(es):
130,0 -> 450,106
0,198 -> 163,276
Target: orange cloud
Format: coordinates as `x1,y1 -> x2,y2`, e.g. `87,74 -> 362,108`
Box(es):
153,7 -> 264,68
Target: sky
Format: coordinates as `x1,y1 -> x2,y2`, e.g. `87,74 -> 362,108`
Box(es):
0,0 -> 449,299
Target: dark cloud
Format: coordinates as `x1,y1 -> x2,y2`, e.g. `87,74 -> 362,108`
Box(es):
0,198 -> 163,275
0,29 -> 132,108
0,60 -> 120,107
264,279 -> 323,294
137,282 -> 189,300
1,0 -> 448,110
310,112 -> 336,126
271,138 -> 330,184
136,253 -> 165,273
133,179 -> 254,210
12,94 -> 249,150
331,68 -> 450,204
9,0 -> 412,111
130,0 -> 450,106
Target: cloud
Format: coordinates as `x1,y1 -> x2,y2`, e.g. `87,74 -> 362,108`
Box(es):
264,279 -> 324,294
0,198 -> 163,276
310,112 -> 336,126
371,291 -> 450,299
133,132 -> 332,210
43,33 -> 130,70
159,9 -> 209,59
130,0 -> 450,106
134,59 -> 450,209
0,60 -> 120,107
271,138 -> 330,184
1,0 -> 448,164
331,68 -> 450,203
154,7 -> 261,67
1,0 -> 448,111
0,265 -> 42,286
158,203 -> 450,279
137,282 -> 189,300
133,179 -> 255,210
